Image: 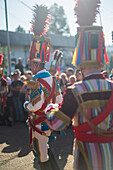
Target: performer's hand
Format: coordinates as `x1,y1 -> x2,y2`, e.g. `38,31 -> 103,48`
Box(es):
45,103 -> 58,120
23,101 -> 30,112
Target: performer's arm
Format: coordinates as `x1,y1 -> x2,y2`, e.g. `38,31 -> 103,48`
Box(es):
45,88 -> 79,131
24,85 -> 44,113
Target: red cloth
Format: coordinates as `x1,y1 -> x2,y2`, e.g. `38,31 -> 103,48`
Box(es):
73,91 -> 113,143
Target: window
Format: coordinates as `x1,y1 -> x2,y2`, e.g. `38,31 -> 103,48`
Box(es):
90,34 -> 99,49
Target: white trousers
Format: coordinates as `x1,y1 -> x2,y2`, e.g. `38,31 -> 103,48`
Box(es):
32,129 -> 51,162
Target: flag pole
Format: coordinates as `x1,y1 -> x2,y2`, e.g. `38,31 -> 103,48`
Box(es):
4,0 -> 11,76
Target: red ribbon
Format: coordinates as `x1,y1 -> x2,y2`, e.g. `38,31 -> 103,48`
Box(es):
73,91 -> 113,143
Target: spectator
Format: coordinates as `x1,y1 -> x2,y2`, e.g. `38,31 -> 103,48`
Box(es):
75,69 -> 83,81
66,67 -> 74,81
25,70 -> 33,78
20,73 -> 32,103
15,57 -> 25,75
60,73 -> 68,94
20,75 -> 26,81
11,71 -> 24,122
4,71 -> 14,125
66,75 -> 76,87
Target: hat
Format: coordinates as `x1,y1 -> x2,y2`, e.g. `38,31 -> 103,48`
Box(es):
29,5 -> 51,63
15,69 -> 21,75
72,0 -> 109,69
13,71 -> 18,76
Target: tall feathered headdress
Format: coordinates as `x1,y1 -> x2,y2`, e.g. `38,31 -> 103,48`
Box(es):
30,4 -> 51,36
72,0 -> 109,68
29,4 -> 51,63
74,0 -> 101,26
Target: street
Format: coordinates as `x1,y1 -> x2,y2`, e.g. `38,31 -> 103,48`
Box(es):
0,122 -> 75,170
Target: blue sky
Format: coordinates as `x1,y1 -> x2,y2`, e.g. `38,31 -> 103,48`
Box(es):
1,0 -> 113,45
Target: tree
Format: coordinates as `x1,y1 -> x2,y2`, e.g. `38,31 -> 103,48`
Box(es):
15,25 -> 25,33
49,3 -> 70,36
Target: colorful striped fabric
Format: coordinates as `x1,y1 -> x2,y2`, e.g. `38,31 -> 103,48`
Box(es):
71,26 -> 110,67
73,74 -> 113,170
46,73 -> 113,169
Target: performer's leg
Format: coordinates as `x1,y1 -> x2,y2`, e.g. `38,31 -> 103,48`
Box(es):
32,130 -> 51,163
38,160 -> 53,170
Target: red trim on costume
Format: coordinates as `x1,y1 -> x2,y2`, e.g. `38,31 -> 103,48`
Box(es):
40,42 -> 47,62
29,77 -> 56,145
73,90 -> 113,143
38,77 -> 56,102
33,43 -> 36,59
74,131 -> 113,143
29,117 -> 46,146
47,45 -> 51,62
0,95 -> 7,106
97,31 -> 103,63
30,127 -> 32,146
33,116 -> 46,125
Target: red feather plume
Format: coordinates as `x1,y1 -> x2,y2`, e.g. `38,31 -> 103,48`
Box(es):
0,54 -> 4,65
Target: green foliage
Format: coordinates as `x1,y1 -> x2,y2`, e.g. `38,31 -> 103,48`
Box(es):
49,3 -> 70,36
15,25 -> 25,33
0,44 -> 8,69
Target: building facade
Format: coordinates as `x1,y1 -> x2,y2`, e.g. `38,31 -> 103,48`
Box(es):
0,30 -> 75,74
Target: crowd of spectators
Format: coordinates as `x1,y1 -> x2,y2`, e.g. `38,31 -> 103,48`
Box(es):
0,57 -> 33,126
0,57 -> 113,126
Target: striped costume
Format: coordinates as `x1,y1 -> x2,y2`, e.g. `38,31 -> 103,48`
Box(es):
46,73 -> 113,170
24,69 -> 62,162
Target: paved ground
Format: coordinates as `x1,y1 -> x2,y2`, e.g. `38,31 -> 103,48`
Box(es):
0,122 -> 75,170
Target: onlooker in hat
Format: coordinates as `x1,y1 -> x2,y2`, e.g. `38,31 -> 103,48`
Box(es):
60,73 -> 68,94
15,57 -> 25,75
25,70 -> 33,77
66,67 -> 74,81
11,71 -> 24,122
66,75 -> 76,87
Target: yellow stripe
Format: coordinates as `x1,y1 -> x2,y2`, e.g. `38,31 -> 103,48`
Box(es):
77,100 -> 108,113
72,36 -> 80,65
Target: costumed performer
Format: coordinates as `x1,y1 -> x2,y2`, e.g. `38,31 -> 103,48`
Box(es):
24,4 -> 63,170
0,54 -> 8,125
45,1 -> 113,170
